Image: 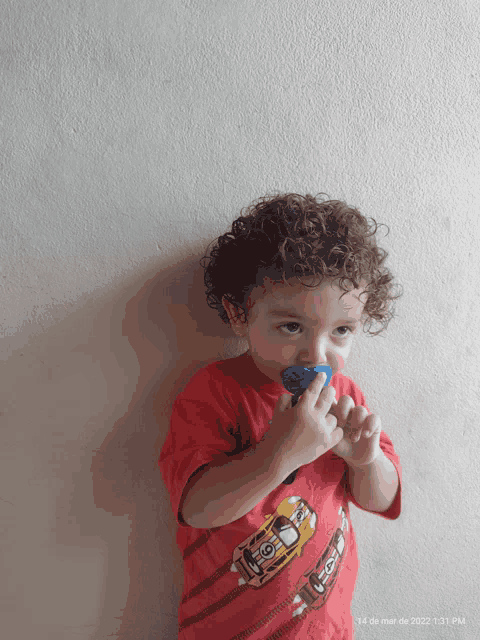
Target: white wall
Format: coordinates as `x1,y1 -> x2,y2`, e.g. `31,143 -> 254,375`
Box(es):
2,1 -> 480,638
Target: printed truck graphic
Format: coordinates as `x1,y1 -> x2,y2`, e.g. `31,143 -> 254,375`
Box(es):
230,496 -> 317,588
292,506 -> 349,616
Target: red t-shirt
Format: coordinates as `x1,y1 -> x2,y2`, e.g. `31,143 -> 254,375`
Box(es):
159,352 -> 402,639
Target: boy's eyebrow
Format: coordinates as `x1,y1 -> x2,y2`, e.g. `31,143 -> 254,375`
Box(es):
268,308 -> 304,318
267,308 -> 359,325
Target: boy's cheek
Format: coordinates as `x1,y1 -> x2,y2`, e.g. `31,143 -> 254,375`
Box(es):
250,336 -> 296,366
333,354 -> 345,375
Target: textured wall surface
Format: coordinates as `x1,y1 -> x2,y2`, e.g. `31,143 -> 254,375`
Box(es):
1,1 -> 480,638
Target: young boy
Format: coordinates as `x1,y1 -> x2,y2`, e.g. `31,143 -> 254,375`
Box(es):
159,193 -> 402,639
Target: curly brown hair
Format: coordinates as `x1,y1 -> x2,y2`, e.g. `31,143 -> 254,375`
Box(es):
200,193 -> 403,336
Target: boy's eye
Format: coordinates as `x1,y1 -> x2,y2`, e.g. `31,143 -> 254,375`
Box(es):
279,322 -> 302,335
335,326 -> 352,337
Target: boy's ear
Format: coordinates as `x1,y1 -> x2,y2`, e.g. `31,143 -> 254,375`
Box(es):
222,296 -> 248,337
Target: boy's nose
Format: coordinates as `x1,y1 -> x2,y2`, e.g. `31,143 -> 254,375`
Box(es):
299,339 -> 327,366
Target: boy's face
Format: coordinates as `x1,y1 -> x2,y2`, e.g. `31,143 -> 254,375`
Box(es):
222,278 -> 366,385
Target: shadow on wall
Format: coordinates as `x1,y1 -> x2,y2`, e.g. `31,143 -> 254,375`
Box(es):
89,254 -> 243,639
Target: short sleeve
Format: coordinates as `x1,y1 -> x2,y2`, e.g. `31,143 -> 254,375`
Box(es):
158,367 -> 242,528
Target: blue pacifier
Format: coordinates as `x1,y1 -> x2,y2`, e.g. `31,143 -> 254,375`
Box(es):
281,365 -> 333,407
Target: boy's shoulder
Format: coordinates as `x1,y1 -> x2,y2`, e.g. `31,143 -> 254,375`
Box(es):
174,352 -> 255,400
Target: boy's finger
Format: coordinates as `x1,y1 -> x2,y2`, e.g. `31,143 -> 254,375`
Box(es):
331,395 -> 354,426
306,371 -> 327,392
304,371 -> 326,400
316,384 -> 336,413
273,393 -> 290,416
352,405 -> 369,423
370,413 -> 381,432
331,425 -> 344,446
350,427 -> 362,443
279,393 -> 292,411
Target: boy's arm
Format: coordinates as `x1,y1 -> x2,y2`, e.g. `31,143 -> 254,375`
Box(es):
182,379 -> 342,528
346,451 -> 399,513
181,431 -> 292,528
329,395 -> 400,514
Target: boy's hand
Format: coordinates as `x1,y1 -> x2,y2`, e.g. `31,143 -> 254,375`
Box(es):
329,395 -> 382,467
271,372 -> 344,470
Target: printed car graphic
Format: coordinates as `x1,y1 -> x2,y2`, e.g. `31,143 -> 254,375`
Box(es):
292,506 -> 349,616
230,496 -> 317,588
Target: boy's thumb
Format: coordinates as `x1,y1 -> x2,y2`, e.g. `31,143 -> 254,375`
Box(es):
278,393 -> 292,411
